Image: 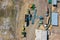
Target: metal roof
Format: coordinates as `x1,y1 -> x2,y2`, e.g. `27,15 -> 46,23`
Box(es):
51,12 -> 58,26
35,29 -> 47,40
52,0 -> 57,5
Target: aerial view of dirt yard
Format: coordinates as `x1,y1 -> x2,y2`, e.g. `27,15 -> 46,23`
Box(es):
0,0 -> 60,40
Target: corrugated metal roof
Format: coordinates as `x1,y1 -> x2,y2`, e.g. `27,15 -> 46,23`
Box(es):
35,29 -> 47,40
52,12 -> 58,26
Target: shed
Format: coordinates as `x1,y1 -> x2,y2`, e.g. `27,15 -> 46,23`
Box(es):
51,12 -> 58,26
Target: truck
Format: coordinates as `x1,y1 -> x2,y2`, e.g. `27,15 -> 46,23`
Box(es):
25,14 -> 29,27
